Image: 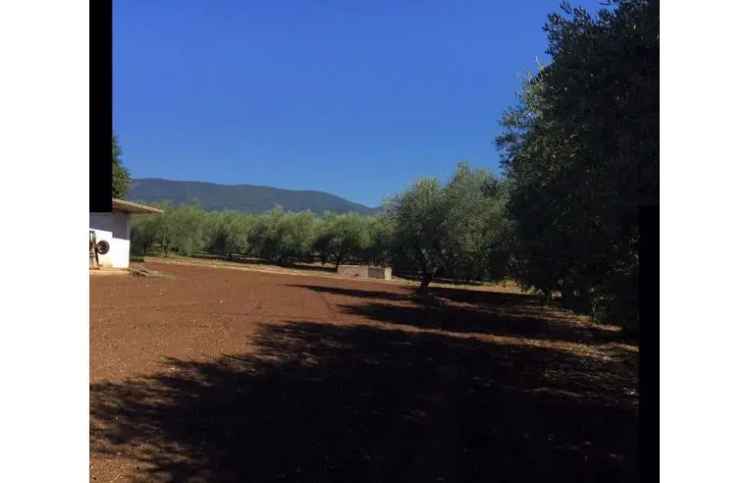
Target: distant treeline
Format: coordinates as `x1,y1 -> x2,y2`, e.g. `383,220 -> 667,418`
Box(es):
131,162 -> 513,290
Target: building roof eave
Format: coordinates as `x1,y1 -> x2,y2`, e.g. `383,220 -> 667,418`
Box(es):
112,198 -> 164,214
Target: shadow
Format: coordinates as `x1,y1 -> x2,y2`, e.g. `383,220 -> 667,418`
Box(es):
91,321 -> 638,482
290,284 -> 629,346
287,284 -> 414,303
430,286 -> 542,307
394,271 -> 486,286
283,262 -> 338,274
189,253 -> 339,274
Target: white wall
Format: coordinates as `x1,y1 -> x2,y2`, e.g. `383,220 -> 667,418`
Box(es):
89,212 -> 131,268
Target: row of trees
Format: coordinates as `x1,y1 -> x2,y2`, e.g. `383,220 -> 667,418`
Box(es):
132,205 -> 385,265
130,162 -> 512,291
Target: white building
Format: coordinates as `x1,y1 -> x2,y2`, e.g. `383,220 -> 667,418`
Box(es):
89,198 -> 163,269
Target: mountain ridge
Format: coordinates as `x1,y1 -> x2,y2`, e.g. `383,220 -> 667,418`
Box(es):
126,178 -> 379,215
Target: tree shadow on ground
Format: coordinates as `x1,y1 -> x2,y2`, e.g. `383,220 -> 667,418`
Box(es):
289,284 -> 630,346
187,253 -> 339,274
394,272 -> 486,286
288,284 -> 414,303
91,321 -> 638,483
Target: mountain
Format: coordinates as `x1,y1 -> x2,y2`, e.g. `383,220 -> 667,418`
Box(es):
126,178 -> 379,215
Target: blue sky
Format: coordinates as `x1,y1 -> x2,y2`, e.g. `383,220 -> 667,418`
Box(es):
115,0 -> 606,207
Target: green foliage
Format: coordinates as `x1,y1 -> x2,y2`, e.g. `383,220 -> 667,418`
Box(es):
244,208 -> 318,264
364,215 -> 394,267
131,202 -> 205,257
387,163 -> 512,291
309,212 -> 386,267
204,211 -> 251,258
269,210 -> 318,265
112,136 -> 131,199
162,203 -> 207,256
387,177 -> 448,290
327,213 -> 372,268
311,212 -> 338,266
130,208 -> 166,256
245,210 -> 274,259
496,0 -> 657,331
441,162 -> 511,282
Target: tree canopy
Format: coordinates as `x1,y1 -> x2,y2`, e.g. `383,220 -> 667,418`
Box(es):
496,0 -> 658,331
387,163 -> 512,292
112,136 -> 132,199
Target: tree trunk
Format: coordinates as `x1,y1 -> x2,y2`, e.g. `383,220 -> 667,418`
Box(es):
418,269 -> 436,294
161,232 -> 169,257
335,251 -> 344,269
418,276 -> 431,293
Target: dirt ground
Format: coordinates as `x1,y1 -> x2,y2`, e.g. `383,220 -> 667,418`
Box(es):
90,261 -> 639,482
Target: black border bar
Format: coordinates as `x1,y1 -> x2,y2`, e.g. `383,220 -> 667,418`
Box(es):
90,0 -> 113,212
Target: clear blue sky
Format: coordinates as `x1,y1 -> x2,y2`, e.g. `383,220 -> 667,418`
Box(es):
115,0 -> 605,207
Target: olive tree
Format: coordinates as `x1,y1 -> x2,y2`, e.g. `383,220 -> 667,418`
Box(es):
205,211 -> 251,259
328,213 -> 372,268
387,177 -> 450,292
441,163 -> 512,282
130,209 -> 165,256
248,209 -> 316,264
162,203 -> 206,256
311,212 -> 337,265
388,163 -> 514,291
364,215 -> 394,267
496,0 -> 657,330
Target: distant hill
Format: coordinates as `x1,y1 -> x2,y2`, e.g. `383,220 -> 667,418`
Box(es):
127,178 -> 379,215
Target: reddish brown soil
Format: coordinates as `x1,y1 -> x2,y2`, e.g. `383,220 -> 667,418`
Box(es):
91,262 -> 638,482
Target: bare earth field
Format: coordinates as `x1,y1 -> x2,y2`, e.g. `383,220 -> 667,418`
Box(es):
90,261 -> 639,482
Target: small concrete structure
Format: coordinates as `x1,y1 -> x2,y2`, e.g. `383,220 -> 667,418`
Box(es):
367,266 -> 392,280
89,198 -> 162,269
337,264 -> 392,281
